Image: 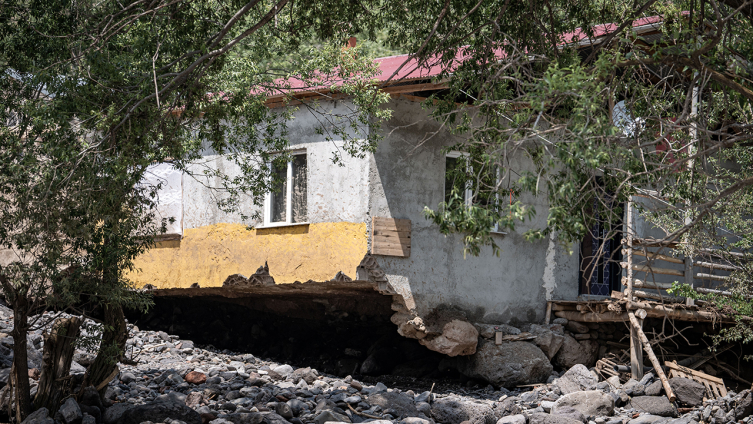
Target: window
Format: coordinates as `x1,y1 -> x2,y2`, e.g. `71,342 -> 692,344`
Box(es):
444,151 -> 504,233
264,152 -> 307,226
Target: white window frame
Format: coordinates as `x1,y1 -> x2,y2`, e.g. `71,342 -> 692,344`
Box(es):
444,151 -> 506,234
262,150 -> 309,228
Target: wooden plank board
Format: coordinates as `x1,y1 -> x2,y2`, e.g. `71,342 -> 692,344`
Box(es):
372,217 -> 411,257
621,262 -> 685,277
373,219 -> 411,231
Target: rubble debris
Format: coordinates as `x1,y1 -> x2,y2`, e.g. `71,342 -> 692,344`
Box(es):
0,297 -> 751,424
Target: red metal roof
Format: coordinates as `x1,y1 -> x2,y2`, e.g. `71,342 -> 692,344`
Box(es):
263,14 -> 666,99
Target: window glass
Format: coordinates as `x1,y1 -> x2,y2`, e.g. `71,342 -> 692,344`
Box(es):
270,161 -> 287,223
291,154 -> 307,223
445,156 -> 464,203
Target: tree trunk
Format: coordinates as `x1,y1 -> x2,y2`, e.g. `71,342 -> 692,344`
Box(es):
33,317 -> 82,415
10,297 -> 31,422
81,304 -> 127,394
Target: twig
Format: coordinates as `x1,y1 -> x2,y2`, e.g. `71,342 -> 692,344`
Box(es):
348,403 -> 381,419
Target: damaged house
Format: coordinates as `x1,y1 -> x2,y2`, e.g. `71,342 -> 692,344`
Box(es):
127,19 -> 749,388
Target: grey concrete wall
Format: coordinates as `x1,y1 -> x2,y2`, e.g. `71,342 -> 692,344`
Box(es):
368,99 -> 579,325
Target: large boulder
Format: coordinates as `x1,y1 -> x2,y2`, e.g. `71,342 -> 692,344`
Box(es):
553,335 -> 598,368
419,320 -> 478,356
552,390 -> 614,417
555,364 -> 598,394
628,396 -> 677,418
528,413 -> 582,424
55,397 -> 83,424
551,406 -> 586,423
367,392 -> 418,418
668,378 -> 705,407
430,396 -> 494,424
21,408 -> 55,424
457,339 -> 552,387
116,401 -> 202,424
529,324 -> 565,360
735,390 -> 753,419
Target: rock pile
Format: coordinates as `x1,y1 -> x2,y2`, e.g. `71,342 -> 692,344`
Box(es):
0,305 -> 748,424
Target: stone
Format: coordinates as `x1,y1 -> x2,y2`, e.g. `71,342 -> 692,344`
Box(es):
263,412 -> 292,424
116,401 -> 202,424
474,324 -> 521,339
291,367 -> 317,385
222,413 -> 264,424
606,376 -> 622,390
55,397 -> 83,424
552,406 -> 585,423
735,390 -> 753,419
668,378 -> 705,407
565,322 -> 589,334
186,392 -> 204,408
273,365 -> 293,377
556,365 -> 598,395
628,397 -> 677,417
419,320 -> 479,357
275,403 -> 294,419
552,390 -> 614,417
666,418 -> 700,424
79,404 -> 102,423
553,335 -> 599,369
21,407 -> 55,424
496,415 -> 526,424
456,339 -> 552,387
314,411 -> 350,424
104,404 -> 132,424
186,371 -> 207,384
430,396 -> 494,424
82,414 -> 96,424
528,413 -> 583,424
402,418 -> 431,424
80,386 -> 105,413
644,381 -> 663,397
120,372 -> 137,384
529,324 -> 565,360
368,391 -> 418,418
626,415 -> 668,424
286,399 -> 306,417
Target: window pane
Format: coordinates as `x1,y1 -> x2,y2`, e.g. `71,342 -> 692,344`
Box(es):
475,163 -> 498,209
270,161 -> 287,222
291,154 -> 307,223
445,156 -> 462,203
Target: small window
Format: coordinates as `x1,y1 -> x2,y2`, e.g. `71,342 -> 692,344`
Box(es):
264,152 -> 307,226
444,151 -> 503,232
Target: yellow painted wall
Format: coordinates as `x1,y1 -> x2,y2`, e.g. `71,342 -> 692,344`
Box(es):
127,222 -> 368,289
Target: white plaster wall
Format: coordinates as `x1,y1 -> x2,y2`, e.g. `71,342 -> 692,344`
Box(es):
143,163 -> 183,235
182,100 -> 371,229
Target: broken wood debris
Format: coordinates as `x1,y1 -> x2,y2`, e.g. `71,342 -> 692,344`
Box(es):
666,361 -> 728,399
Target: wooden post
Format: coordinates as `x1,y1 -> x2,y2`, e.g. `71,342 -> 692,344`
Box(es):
628,311 -> 676,402
625,198 -> 642,380
545,302 -> 553,325
630,310 -> 644,381
625,199 -> 634,300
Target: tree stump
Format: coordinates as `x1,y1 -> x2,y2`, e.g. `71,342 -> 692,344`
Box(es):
33,316 -> 83,415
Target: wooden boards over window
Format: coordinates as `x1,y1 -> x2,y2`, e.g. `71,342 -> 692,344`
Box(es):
371,217 -> 411,257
